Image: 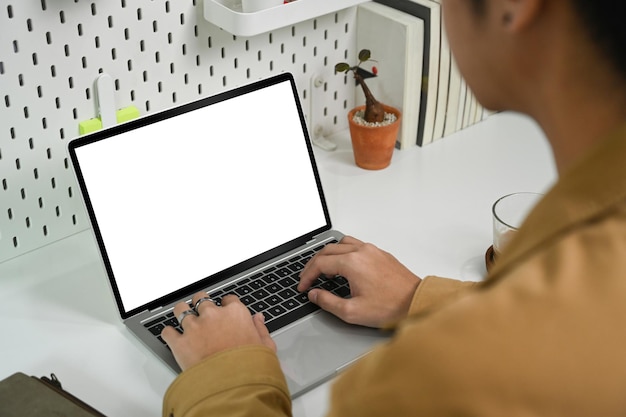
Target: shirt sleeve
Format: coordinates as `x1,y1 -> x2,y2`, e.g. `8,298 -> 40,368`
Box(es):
408,276 -> 478,316
162,345 -> 292,417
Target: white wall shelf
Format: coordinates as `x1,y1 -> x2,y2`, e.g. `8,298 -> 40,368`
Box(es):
204,0 -> 369,37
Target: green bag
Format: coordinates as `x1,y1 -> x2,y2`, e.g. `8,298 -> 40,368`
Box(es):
0,372 -> 106,416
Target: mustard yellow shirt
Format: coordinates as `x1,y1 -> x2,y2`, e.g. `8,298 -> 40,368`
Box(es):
163,123 -> 626,417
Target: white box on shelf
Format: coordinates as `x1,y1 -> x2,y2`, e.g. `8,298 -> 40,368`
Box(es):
204,0 -> 369,37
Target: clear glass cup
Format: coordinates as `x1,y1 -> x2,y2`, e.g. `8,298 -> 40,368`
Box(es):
492,192 -> 543,258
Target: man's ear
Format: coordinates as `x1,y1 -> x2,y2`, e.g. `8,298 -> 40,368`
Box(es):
501,0 -> 545,32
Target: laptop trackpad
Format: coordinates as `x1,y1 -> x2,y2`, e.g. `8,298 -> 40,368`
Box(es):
273,312 -> 389,398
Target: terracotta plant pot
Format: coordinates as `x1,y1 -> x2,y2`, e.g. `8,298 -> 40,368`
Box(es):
347,104 -> 402,170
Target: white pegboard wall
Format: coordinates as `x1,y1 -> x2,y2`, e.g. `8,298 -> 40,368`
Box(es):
0,0 -> 358,263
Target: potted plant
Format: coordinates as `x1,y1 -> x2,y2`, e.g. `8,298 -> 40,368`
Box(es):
335,49 -> 402,170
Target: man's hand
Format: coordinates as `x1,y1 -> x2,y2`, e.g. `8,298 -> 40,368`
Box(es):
161,293 -> 276,371
298,236 -> 421,328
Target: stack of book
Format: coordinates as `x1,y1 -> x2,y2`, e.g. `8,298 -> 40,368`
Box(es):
356,0 -> 493,148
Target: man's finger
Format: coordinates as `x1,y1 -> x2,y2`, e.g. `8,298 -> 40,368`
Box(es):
192,292 -> 219,314
308,289 -> 351,322
220,293 -> 242,307
253,313 -> 277,352
161,324 -> 181,346
173,301 -> 198,328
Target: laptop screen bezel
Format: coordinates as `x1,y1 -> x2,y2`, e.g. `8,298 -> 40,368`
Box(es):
68,72 -> 332,319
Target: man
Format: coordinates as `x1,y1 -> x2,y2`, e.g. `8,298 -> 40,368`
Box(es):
162,0 -> 626,415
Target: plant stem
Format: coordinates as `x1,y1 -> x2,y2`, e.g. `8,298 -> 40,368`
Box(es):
354,71 -> 385,123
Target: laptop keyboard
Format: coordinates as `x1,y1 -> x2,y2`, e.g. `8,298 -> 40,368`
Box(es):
143,240 -> 350,345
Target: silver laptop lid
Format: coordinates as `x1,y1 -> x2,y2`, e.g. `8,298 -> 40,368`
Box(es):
68,73 -> 331,319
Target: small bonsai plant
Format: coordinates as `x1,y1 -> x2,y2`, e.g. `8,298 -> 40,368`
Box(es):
335,48 -> 401,170
335,49 -> 385,124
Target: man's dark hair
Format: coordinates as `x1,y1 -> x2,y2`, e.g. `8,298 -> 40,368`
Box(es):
466,0 -> 626,80
570,0 -> 626,80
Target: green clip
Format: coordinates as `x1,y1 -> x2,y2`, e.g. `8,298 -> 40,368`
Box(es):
78,105 -> 141,135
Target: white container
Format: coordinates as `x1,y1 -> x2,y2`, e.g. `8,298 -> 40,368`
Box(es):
204,0 -> 368,37
241,0 -> 283,13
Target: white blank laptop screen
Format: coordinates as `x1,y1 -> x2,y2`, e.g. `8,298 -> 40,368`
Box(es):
73,80 -> 327,313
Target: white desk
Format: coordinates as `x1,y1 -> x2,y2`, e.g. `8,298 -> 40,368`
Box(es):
0,112 -> 556,416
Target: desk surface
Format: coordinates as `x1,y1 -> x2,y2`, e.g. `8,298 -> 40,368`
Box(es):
0,112 -> 555,416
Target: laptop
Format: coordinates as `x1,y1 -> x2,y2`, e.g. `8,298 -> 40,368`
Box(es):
68,72 -> 387,398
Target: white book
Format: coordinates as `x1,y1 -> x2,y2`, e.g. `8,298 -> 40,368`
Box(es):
374,0 -> 441,146
465,90 -> 476,128
356,2 -> 425,149
443,54 -> 462,137
455,78 -> 468,132
432,14 -> 450,141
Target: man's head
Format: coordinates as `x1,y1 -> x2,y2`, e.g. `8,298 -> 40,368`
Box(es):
443,0 -> 626,113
